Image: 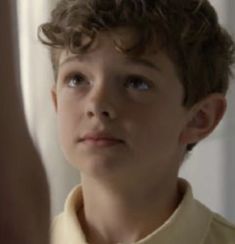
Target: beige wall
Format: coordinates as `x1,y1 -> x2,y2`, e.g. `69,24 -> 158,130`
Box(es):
180,0 -> 235,223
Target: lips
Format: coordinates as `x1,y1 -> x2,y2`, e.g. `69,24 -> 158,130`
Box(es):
79,131 -> 124,143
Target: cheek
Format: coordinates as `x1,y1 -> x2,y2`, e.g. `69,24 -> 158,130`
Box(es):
129,105 -> 184,155
56,98 -> 82,154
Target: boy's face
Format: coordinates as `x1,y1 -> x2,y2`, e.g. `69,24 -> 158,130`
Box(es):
52,32 -> 191,186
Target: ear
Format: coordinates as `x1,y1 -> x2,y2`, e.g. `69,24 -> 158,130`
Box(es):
180,94 -> 227,146
51,85 -> 58,113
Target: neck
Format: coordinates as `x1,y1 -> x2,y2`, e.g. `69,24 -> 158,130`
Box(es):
78,176 -> 181,244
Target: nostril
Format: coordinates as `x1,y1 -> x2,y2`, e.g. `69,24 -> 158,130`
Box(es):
87,111 -> 93,117
87,110 -> 110,117
85,102 -> 116,119
102,111 -> 110,117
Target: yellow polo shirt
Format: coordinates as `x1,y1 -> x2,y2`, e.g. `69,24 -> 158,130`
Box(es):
51,179 -> 235,244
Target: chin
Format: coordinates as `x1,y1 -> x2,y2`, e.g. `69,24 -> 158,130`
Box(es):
71,155 -> 126,178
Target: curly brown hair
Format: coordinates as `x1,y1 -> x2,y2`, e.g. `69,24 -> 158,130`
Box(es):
38,0 -> 235,151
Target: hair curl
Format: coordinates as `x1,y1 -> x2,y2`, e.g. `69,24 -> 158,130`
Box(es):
38,0 -> 235,151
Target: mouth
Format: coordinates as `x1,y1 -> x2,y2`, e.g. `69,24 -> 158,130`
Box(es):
78,131 -> 125,146
80,138 -> 124,147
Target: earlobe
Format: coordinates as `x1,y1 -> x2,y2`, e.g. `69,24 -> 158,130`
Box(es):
180,94 -> 227,146
51,85 -> 58,113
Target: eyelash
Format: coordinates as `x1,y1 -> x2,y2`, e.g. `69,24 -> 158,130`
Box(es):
65,73 -> 152,91
66,73 -> 87,88
124,75 -> 152,91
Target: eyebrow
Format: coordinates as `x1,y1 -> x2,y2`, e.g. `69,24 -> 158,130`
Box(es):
59,55 -> 161,72
125,57 -> 161,72
59,55 -> 83,68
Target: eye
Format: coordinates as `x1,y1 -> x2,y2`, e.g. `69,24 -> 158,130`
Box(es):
66,73 -> 87,88
124,75 -> 152,91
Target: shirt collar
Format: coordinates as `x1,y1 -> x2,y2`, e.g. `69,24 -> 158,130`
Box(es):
62,178 -> 212,244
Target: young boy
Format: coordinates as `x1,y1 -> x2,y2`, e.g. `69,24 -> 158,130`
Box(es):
39,0 -> 235,243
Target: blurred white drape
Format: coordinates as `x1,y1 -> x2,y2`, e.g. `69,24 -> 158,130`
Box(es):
17,0 -> 235,222
17,0 -> 80,217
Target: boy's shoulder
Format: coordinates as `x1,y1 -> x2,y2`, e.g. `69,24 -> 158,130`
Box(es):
206,210 -> 235,243
194,198 -> 235,243
50,213 -> 66,244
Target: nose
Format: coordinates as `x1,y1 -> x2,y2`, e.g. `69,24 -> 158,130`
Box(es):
84,82 -> 117,121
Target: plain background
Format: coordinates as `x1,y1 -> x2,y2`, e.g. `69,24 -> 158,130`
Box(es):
17,0 -> 235,222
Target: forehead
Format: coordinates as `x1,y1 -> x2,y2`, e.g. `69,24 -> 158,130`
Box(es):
58,31 -> 176,74
59,26 -> 162,60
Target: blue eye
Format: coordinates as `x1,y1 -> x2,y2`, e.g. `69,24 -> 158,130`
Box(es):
67,74 -> 87,88
125,76 -> 151,91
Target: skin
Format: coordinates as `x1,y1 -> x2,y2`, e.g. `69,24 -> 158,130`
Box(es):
52,32 -> 226,244
0,1 -> 50,243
